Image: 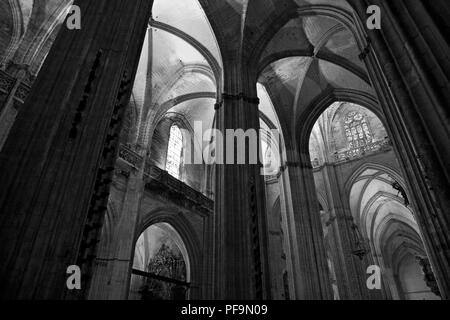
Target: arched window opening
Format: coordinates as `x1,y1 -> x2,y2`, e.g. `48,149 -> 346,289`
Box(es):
166,125 -> 183,179
130,223 -> 190,300
308,102 -> 390,165
343,112 -> 373,157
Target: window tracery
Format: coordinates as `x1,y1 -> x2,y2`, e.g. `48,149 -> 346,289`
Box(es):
343,112 -> 372,156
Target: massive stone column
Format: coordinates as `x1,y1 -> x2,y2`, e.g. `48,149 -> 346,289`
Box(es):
348,0 -> 450,299
88,157 -> 146,300
264,176 -> 288,300
320,165 -> 358,299
202,182 -> 216,299
0,0 -> 153,299
320,164 -> 382,300
213,61 -> 271,299
280,147 -> 333,300
102,168 -> 145,300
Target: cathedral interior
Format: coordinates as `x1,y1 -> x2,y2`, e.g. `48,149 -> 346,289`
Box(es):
0,0 -> 449,301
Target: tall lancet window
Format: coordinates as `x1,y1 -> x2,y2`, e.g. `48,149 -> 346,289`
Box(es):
166,125 -> 183,179
344,112 -> 372,152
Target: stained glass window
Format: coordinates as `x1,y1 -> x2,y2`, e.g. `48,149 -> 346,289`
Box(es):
343,112 -> 372,153
166,125 -> 183,179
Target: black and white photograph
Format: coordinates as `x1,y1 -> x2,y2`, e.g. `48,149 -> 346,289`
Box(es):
0,0 -> 448,314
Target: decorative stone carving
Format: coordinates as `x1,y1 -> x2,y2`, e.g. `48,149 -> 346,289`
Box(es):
333,137 -> 392,163
416,256 -> 441,297
119,144 -> 143,168
14,83 -> 30,102
114,168 -> 131,179
0,70 -> 14,93
77,69 -> 140,294
4,61 -> 34,84
143,163 -> 213,214
0,70 -> 30,115
391,180 -> 410,207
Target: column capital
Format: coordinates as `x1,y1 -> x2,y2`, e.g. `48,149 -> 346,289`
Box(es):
281,160 -> 314,171
215,93 -> 259,110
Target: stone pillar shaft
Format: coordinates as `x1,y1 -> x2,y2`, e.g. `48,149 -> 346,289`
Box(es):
0,0 -> 152,299
213,62 -> 271,299
281,148 -> 333,300
103,170 -> 144,300
348,0 -> 450,299
321,164 -> 382,299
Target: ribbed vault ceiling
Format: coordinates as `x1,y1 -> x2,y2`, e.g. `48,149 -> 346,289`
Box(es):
153,0 -> 223,67
348,167 -> 425,270
2,0 -> 376,152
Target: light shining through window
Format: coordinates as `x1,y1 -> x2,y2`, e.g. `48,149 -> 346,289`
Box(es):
344,112 -> 373,156
166,125 -> 183,179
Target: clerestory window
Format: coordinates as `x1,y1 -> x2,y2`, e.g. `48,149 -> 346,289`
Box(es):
343,112 -> 372,154
166,125 -> 183,179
